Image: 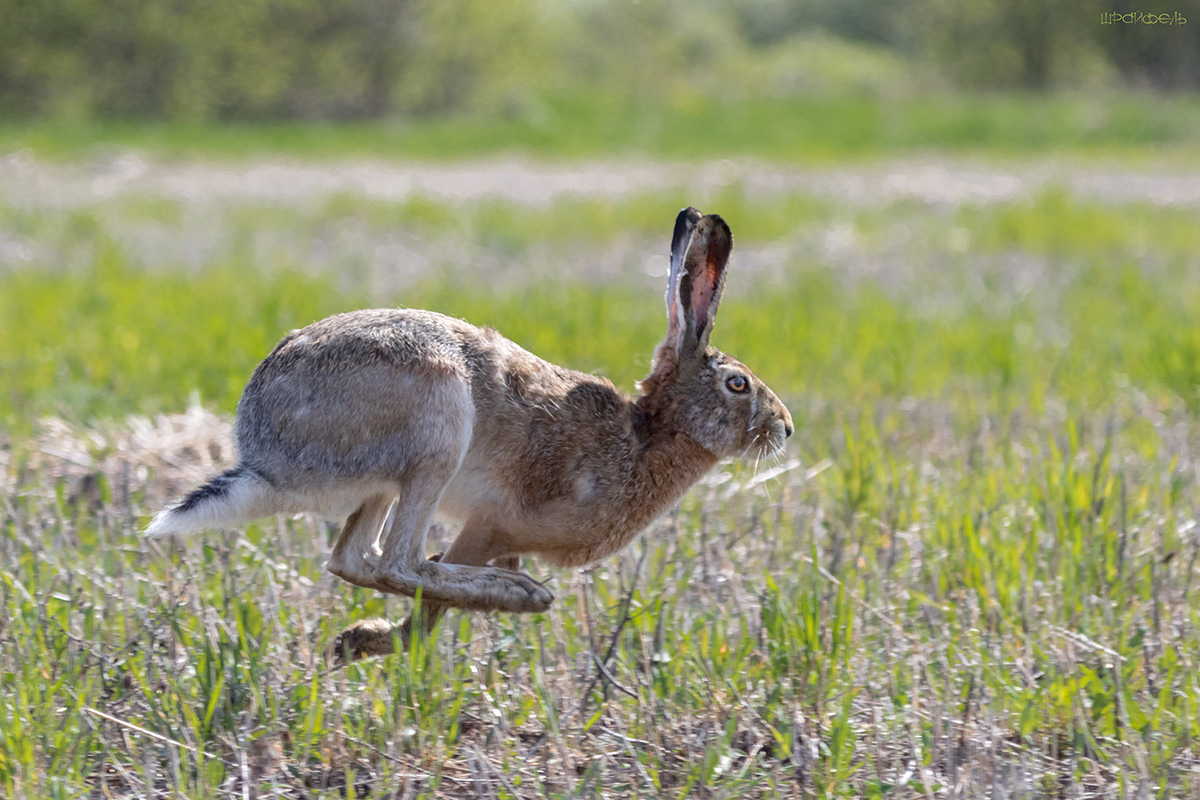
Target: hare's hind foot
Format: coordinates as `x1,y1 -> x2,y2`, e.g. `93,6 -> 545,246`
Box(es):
374,560 -> 554,613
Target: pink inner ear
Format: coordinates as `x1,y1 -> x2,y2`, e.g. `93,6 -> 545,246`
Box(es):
691,262 -> 720,333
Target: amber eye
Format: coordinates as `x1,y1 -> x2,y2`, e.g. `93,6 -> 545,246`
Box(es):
725,374 -> 749,393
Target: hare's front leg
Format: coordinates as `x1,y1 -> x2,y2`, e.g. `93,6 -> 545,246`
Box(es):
370,454 -> 553,614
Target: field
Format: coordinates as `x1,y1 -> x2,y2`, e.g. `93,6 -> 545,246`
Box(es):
6,92 -> 1200,162
3,106 -> 1200,797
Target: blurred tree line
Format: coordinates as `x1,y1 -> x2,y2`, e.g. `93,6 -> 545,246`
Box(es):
1,0 -> 1197,122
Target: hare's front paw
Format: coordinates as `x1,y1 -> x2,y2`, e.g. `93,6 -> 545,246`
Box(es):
324,618 -> 398,665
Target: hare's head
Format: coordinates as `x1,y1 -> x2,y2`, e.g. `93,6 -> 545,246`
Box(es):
639,208 -> 793,461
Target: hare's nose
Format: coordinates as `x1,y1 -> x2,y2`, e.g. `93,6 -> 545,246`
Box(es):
784,422 -> 794,439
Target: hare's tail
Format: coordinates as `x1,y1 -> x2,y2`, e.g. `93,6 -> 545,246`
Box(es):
145,466 -> 273,537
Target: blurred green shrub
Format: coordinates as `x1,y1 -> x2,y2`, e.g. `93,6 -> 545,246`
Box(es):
0,0 -> 549,121
722,0 -> 1198,90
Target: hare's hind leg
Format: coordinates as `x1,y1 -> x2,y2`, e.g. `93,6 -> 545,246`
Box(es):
327,494 -> 393,589
362,374 -> 552,614
372,472 -> 553,613
402,524 -> 523,637
329,526 -> 525,663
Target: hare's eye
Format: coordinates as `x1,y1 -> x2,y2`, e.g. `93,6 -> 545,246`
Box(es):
725,374 -> 749,394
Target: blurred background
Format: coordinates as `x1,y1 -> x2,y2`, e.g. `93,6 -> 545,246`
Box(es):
2,0 -> 1199,123
5,2 -> 1200,797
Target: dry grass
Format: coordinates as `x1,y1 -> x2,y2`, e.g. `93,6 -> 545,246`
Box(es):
4,390 -> 1200,798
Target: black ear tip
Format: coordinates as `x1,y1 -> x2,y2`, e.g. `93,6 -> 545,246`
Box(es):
671,207 -> 703,254
674,207 -> 702,235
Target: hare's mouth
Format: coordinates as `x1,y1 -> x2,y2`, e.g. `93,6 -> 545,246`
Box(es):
747,428 -> 788,461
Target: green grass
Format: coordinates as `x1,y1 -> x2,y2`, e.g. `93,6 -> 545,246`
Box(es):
3,173 -> 1200,796
4,188 -> 1200,429
5,91 -> 1200,161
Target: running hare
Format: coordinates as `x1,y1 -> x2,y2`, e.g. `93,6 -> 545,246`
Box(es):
147,208 -> 792,660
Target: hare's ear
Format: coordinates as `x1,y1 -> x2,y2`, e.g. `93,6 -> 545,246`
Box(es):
677,213 -> 732,352
665,207 -> 702,352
